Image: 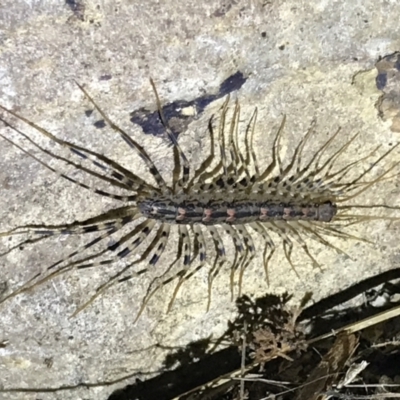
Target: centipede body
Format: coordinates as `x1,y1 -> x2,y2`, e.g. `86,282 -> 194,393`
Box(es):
0,79 -> 399,321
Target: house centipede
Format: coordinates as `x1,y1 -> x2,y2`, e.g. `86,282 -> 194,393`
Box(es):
0,79 -> 399,321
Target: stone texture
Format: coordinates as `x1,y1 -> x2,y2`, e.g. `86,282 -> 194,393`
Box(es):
0,1 -> 400,399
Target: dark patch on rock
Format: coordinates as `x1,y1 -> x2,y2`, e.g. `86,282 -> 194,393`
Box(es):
375,52 -> 400,132
130,71 -> 247,138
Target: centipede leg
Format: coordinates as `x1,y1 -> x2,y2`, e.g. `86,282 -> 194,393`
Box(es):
221,224 -> 244,301
187,118 -> 217,189
250,222 -> 276,285
133,225 -> 194,321
149,79 -> 191,191
297,221 -> 352,259
194,97 -> 232,185
165,224 -> 208,312
1,215 -> 148,305
75,82 -> 171,194
247,107 -> 260,179
275,120 -> 316,186
206,226 -> 227,311
70,220 -> 169,322
269,221 -> 301,279
293,127 -> 343,184
0,205 -> 138,258
236,225 -> 255,297
255,115 -> 286,191
316,145 -> 381,194
226,99 -> 241,177
0,109 -> 156,195
285,221 -> 323,271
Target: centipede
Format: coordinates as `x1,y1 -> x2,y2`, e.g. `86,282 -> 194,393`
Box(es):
0,79 -> 399,321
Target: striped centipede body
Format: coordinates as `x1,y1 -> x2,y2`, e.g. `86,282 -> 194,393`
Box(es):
0,79 -> 399,321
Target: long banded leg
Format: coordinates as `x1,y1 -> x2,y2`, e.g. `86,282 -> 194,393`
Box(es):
300,127 -> 345,180
291,120 -> 316,177
192,224 -> 207,264
295,130 -> 383,198
312,129 -> 357,179
337,160 -> 400,203
164,224 -> 208,313
194,97 -> 232,185
315,145 -> 381,194
318,140 -> 380,187
0,233 -> 53,257
284,221 -> 322,271
335,147 -> 400,202
225,104 -> 258,191
293,130 -> 359,191
209,105 -> 257,191
0,111 -> 156,194
146,225 -> 206,312
72,221 -> 166,318
0,205 -> 136,238
166,225 -> 193,311
235,225 -> 256,296
247,107 -> 260,181
276,120 -> 316,185
222,223 -> 244,300
226,99 -> 241,177
0,205 -> 137,257
222,105 -> 259,192
0,214 -> 149,305
216,95 -> 233,181
133,224 -> 194,321
335,205 -> 400,227
0,117 -> 136,192
172,143 -> 182,193
268,221 -> 301,279
175,224 -> 208,282
225,98 -> 246,181
249,222 -> 275,285
148,223 -> 171,265
256,115 -> 286,183
0,133 -> 136,202
297,220 -> 352,258
289,126 -> 343,186
36,212 -> 145,273
282,240 -> 300,279
238,106 -> 259,186
309,221 -> 373,244
206,226 -> 227,310
186,117 -> 217,191
1,226 -> 118,304
149,79 -> 190,190
155,224 -> 185,284
75,82 -> 171,194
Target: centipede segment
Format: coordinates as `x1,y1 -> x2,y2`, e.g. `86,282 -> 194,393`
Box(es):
0,81 -> 399,320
